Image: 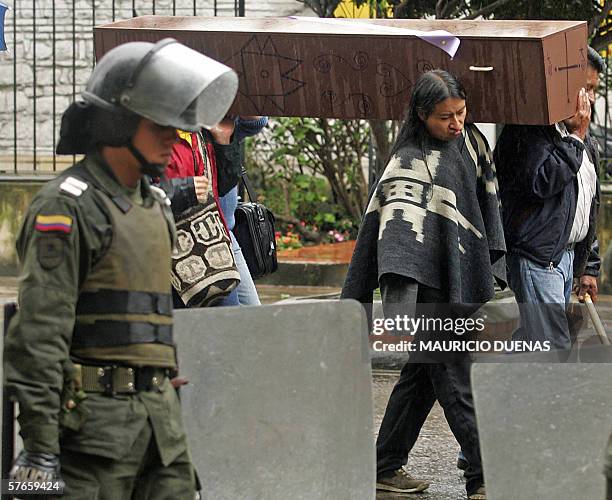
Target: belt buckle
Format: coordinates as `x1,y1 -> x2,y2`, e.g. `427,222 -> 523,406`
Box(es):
113,367 -> 137,394
98,365 -> 138,395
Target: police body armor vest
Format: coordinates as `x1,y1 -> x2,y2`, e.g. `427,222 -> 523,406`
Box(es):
71,170 -> 176,368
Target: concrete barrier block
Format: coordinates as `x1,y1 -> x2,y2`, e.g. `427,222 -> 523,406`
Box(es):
173,299 -> 374,500
473,360 -> 612,500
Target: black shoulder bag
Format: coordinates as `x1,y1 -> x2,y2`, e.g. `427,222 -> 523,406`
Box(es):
234,168 -> 278,278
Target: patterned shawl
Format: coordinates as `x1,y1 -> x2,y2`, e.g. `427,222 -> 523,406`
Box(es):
342,124 -> 506,304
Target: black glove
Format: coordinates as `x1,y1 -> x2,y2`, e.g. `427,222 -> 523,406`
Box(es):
9,449 -> 63,483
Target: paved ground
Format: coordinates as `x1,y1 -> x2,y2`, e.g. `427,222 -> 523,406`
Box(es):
0,278 -> 342,307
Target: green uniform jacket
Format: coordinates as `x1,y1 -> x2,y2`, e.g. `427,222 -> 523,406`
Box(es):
3,154 -> 185,465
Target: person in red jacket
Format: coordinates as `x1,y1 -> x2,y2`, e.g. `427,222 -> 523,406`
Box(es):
159,130 -> 236,306
164,130 -> 219,215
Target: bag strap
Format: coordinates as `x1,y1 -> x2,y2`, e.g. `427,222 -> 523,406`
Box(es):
240,165 -> 258,202
196,132 -> 211,181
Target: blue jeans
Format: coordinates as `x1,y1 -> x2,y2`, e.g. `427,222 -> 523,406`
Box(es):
506,250 -> 574,350
218,187 -> 260,307
218,232 -> 261,307
219,186 -> 238,231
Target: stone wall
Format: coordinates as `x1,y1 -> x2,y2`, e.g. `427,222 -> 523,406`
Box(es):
0,0 -> 310,173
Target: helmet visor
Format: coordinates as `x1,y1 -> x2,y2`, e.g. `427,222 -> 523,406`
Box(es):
120,40 -> 238,131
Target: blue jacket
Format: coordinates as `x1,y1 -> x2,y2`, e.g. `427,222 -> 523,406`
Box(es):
494,124 -> 600,277
218,116 -> 268,230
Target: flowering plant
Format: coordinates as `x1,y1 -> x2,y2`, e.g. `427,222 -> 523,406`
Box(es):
275,226 -> 303,251
325,229 -> 350,243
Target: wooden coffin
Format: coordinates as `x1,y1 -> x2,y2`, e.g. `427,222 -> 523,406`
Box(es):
94,16 -> 588,125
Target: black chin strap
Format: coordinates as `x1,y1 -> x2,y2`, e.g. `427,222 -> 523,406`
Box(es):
127,141 -> 166,177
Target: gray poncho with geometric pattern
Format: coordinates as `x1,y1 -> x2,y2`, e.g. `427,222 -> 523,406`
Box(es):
342,124 -> 506,305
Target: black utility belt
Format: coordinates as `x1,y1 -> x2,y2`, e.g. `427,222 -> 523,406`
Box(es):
77,364 -> 170,395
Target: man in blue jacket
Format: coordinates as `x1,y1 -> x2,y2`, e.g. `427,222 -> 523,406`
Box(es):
494,47 -> 604,350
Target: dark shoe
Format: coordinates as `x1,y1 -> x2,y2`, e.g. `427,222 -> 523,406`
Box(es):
376,466 -> 430,493
468,485 -> 486,499
457,450 -> 468,471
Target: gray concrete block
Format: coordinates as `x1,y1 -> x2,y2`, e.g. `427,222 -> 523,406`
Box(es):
256,262 -> 349,288
472,361 -> 612,500
173,300 -> 375,500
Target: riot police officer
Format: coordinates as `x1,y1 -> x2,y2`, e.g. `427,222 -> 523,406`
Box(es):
4,38 -> 237,498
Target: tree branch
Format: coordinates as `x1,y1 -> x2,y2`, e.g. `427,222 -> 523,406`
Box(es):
589,0 -> 612,37
369,119 -> 392,174
440,0 -> 461,18
591,28 -> 612,52
393,0 -> 415,18
463,0 -> 513,20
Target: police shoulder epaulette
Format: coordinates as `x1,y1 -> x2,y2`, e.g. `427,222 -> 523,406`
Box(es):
149,185 -> 171,207
59,176 -> 89,197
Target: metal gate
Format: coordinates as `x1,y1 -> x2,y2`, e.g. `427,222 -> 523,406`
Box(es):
0,0 -> 245,175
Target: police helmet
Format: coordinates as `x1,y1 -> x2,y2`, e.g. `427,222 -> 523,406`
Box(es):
57,39 -> 238,154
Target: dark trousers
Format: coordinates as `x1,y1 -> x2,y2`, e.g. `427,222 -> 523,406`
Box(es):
377,274 -> 484,496
376,357 -> 484,496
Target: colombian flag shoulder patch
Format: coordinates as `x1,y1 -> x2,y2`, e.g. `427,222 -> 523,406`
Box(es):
35,214 -> 73,234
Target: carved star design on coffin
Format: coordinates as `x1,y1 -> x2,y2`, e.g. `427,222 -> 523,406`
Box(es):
225,35 -> 305,114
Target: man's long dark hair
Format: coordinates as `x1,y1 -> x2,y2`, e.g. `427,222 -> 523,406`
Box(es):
390,69 -> 466,156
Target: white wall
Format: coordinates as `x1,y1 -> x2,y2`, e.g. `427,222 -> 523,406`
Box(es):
0,0 -> 310,172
